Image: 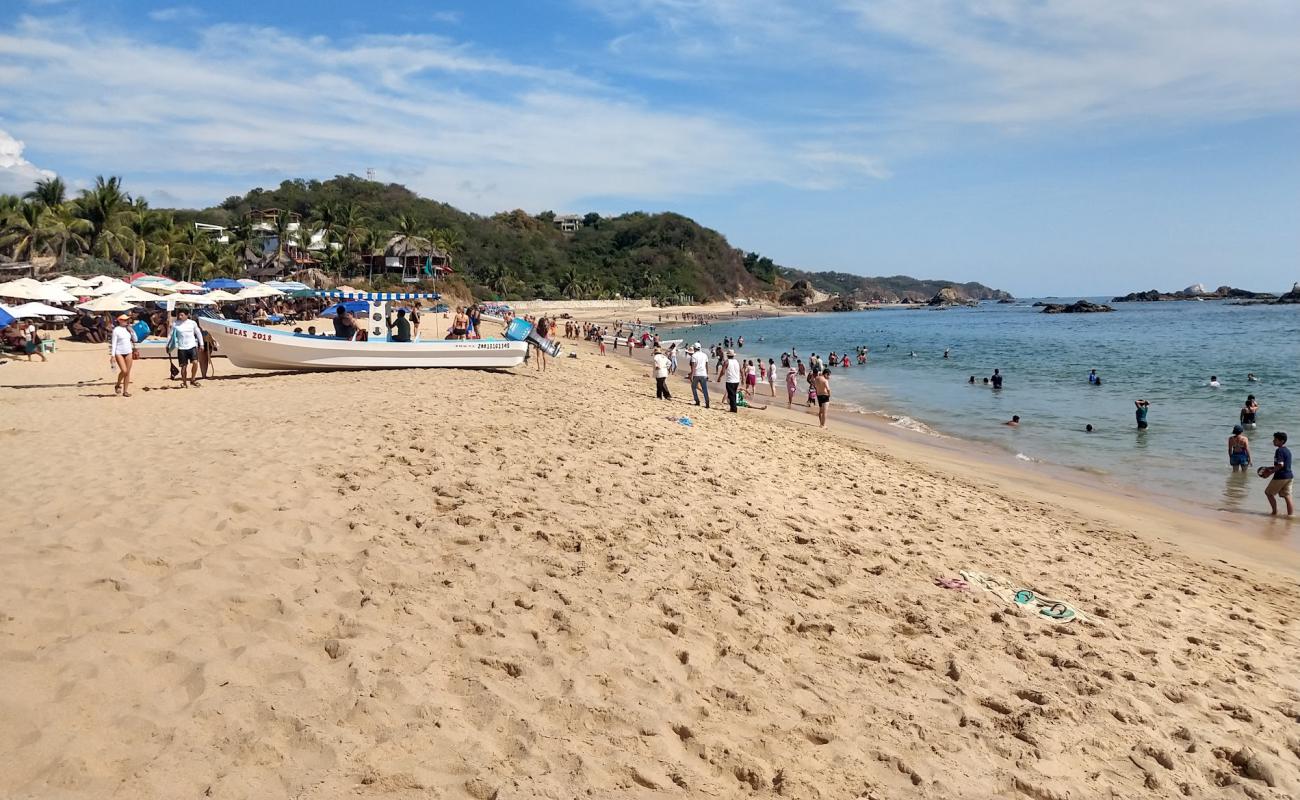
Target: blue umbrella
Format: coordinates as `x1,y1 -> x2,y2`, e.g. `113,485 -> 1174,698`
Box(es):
203,278 -> 245,290
319,300 -> 370,318
0,305 -> 15,327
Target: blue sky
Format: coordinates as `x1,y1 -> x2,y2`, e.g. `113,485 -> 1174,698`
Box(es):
1,0 -> 1297,295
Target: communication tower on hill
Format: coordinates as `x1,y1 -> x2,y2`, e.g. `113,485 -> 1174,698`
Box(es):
366,168 -> 376,181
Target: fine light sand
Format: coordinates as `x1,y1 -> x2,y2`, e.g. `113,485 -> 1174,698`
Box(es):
2,330 -> 1300,800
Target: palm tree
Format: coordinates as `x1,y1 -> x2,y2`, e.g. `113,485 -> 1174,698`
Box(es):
337,202 -> 368,273
44,203 -> 91,266
24,176 -> 67,209
175,226 -> 207,282
76,176 -> 129,260
124,205 -> 154,271
559,267 -> 586,300
0,202 -> 52,260
148,213 -> 179,275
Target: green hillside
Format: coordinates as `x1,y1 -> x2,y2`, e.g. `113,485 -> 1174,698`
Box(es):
2,174 -> 1009,303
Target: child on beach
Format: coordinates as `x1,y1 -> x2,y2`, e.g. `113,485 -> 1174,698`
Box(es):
1262,432 -> 1293,516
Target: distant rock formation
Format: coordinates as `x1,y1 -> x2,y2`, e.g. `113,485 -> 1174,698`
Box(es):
927,287 -> 976,307
1113,286 -> 1277,302
1276,282 -> 1300,304
1039,300 -> 1114,314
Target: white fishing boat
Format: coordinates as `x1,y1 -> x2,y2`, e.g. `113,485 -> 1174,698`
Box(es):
195,291 -> 540,371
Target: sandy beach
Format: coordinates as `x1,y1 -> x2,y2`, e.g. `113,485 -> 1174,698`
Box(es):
3,328 -> 1299,799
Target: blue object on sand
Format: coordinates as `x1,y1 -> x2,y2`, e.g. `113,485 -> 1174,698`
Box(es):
678,417 -> 693,427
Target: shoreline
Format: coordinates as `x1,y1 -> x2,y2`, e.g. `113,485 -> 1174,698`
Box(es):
652,310 -> 1298,534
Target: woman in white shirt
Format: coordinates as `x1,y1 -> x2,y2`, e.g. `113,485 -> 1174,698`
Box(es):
109,313 -> 137,397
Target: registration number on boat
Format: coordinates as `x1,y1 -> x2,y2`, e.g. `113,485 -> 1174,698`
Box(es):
224,327 -> 273,341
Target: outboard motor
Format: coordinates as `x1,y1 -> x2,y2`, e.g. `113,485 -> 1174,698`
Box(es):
504,318 -> 561,357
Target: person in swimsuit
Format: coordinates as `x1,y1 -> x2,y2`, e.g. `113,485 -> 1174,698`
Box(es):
449,308 -> 469,339
1240,395 -> 1259,428
812,370 -> 830,427
1228,425 -> 1251,471
1135,399 -> 1150,429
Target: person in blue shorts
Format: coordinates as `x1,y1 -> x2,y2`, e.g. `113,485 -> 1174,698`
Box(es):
1227,425 -> 1251,472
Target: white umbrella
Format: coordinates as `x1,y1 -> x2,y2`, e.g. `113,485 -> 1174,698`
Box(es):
8,301 -> 75,318
47,276 -> 92,289
84,278 -> 132,296
168,281 -> 204,293
235,284 -> 285,300
164,293 -> 217,306
0,279 -> 52,300
76,292 -> 142,312
237,278 -> 260,288
203,289 -> 241,302
140,283 -> 180,294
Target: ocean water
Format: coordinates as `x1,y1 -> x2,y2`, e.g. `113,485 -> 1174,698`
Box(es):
676,300 -> 1300,515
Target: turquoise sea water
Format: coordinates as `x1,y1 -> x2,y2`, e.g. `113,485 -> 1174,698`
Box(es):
677,300 -> 1299,515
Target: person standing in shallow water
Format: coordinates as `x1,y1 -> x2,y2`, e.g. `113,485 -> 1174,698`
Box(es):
1262,431 -> 1293,516
1228,425 -> 1251,472
1134,399 -> 1150,429
812,369 -> 831,427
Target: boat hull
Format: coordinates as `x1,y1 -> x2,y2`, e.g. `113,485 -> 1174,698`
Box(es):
198,317 -> 528,371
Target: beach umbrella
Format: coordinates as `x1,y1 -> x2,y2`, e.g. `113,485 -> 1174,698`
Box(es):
236,278 -> 260,288
8,301 -> 75,318
0,278 -> 52,301
76,292 -> 142,312
202,278 -> 245,291
234,284 -> 285,299
132,275 -> 175,287
202,289 -> 241,302
47,275 -> 93,289
320,300 -> 369,318
83,278 -> 132,296
140,283 -> 180,294
168,281 -> 204,293
0,305 -> 14,327
163,293 -> 217,306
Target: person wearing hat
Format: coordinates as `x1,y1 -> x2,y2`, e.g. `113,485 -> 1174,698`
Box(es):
716,348 -> 742,412
652,346 -> 672,400
109,313 -> 138,397
1228,425 -> 1252,472
688,343 -> 710,408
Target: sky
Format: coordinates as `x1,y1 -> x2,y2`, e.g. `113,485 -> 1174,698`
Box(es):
1,0 -> 1298,296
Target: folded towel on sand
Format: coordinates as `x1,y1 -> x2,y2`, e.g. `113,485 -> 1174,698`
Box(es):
959,570 -> 1084,623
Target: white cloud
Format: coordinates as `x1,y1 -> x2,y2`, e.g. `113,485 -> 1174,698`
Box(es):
0,16 -> 810,210
148,7 -> 203,23
0,128 -> 55,195
585,0 -> 1300,130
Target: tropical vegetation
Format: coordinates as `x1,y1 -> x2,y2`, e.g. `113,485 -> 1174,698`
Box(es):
1,174 -> 1008,303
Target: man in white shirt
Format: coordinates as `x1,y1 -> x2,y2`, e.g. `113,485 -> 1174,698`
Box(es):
716,348 -> 742,412
170,308 -> 204,388
652,347 -> 672,400
688,343 -> 710,408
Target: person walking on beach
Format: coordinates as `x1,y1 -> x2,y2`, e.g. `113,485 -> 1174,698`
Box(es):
1135,399 -> 1150,429
1228,425 -> 1251,472
110,313 -> 137,397
534,316 -> 551,372
653,347 -> 672,400
813,370 -> 830,427
169,309 -> 204,388
718,349 -> 741,412
1262,431 -> 1293,516
688,344 -> 710,408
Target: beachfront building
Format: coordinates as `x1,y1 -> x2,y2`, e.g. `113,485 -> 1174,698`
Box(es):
554,214 -> 583,233
361,234 -> 452,283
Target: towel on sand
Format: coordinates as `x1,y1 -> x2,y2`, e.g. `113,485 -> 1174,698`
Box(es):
959,570 -> 1083,623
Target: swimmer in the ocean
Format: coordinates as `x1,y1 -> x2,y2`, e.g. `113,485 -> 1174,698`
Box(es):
1209,375 -> 1221,388
1247,373 -> 1259,382
1086,424 -> 1094,433
1240,395 -> 1259,428
1004,415 -> 1020,427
